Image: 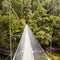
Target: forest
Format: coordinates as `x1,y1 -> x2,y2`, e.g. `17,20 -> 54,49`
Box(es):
0,0 -> 60,60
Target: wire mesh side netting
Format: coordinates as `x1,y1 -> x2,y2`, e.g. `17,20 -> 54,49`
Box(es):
13,24 -> 51,60
28,25 -> 49,60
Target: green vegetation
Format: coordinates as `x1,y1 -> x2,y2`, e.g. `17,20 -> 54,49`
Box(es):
0,54 -> 10,60
0,0 -> 60,60
46,51 -> 60,60
52,53 -> 60,60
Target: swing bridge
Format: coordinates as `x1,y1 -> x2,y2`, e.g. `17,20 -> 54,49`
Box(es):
3,0 -> 59,60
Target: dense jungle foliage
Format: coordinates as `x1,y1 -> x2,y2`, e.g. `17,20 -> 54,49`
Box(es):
0,0 -> 60,57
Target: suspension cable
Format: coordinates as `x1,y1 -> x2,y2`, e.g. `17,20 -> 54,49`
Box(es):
5,0 -> 20,20
9,0 -> 12,60
41,0 -> 56,17
11,7 -> 20,20
50,0 -> 57,54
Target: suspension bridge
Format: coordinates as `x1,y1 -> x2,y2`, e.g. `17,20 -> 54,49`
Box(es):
4,0 -> 57,60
